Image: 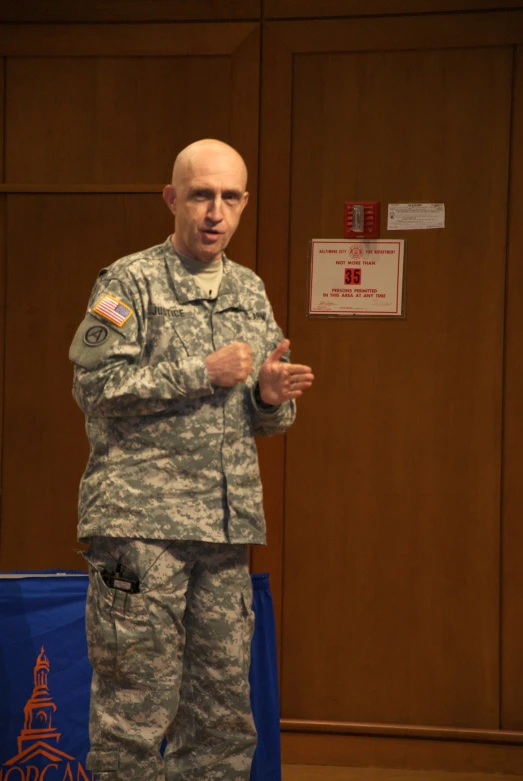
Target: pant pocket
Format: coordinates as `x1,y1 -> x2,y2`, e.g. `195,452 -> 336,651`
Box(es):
86,566 -> 156,686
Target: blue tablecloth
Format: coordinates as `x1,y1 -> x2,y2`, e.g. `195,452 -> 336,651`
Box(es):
0,570 -> 281,780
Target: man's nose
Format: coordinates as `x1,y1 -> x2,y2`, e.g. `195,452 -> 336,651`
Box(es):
207,198 -> 224,221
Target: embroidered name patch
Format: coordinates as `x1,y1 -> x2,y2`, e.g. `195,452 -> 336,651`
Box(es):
147,305 -> 184,318
247,312 -> 266,321
93,295 -> 133,327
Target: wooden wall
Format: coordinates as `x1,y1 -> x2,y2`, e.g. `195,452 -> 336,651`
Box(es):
0,1 -> 522,775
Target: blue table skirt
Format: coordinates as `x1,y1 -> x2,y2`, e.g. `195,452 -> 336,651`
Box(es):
0,570 -> 281,781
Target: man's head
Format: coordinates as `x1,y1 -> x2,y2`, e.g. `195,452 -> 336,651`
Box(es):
163,139 -> 249,264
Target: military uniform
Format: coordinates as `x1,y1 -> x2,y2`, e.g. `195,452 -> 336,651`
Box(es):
70,238 -> 295,780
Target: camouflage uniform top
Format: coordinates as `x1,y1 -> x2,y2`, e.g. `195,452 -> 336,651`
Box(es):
69,238 -> 295,544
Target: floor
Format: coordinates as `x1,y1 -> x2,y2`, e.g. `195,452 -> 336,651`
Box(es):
281,767 -> 523,781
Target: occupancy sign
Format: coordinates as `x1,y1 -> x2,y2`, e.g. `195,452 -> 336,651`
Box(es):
309,239 -> 405,317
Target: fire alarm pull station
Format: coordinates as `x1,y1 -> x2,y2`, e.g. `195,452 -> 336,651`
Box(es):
344,201 -> 380,239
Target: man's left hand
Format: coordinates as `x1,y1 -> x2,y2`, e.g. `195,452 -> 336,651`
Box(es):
258,339 -> 314,406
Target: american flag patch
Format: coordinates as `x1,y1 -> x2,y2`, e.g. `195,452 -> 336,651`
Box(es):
92,295 -> 133,327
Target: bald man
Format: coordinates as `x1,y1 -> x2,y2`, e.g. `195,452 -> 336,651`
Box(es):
69,140 -> 313,781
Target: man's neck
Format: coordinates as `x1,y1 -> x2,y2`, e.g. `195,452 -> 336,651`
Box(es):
171,235 -> 221,266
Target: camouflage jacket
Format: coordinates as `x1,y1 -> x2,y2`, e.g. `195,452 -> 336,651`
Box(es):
69,237 -> 295,544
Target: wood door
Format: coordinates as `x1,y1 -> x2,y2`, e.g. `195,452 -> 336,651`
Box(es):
254,9 -> 523,747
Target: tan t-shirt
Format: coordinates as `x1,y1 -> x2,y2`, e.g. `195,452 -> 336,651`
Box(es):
177,251 -> 223,299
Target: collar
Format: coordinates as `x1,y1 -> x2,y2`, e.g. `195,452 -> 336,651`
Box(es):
162,236 -> 246,311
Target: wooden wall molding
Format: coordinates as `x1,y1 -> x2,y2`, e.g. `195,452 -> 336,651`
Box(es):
265,1 -> 523,20
0,185 -> 164,193
266,10 -> 523,53
0,22 -> 258,56
501,47 -> 523,731
0,0 -> 261,23
282,719 -> 523,746
281,732 -> 523,775
0,0 -> 520,23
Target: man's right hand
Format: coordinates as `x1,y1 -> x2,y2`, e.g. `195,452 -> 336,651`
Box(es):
205,342 -> 253,387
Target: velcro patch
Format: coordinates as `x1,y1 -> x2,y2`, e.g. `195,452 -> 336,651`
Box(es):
84,324 -> 109,346
93,295 -> 133,327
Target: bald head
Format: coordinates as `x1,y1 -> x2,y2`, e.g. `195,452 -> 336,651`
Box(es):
171,139 -> 248,191
163,139 -> 249,264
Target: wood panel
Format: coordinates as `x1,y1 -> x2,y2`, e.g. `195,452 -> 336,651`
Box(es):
6,56 -> 231,184
3,24 -> 259,265
0,23 -> 260,573
0,0 -> 260,22
501,47 -> 523,731
281,732 -> 523,775
265,0 -> 523,18
281,43 -> 510,731
0,195 -> 172,571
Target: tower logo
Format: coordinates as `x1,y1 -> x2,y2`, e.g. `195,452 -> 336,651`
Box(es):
0,647 -> 93,780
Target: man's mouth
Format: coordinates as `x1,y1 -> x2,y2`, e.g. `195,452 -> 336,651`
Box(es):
201,228 -> 223,242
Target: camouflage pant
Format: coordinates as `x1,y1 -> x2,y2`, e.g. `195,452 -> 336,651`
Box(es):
83,538 -> 257,781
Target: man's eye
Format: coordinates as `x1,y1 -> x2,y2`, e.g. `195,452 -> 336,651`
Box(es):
224,193 -> 240,203
194,191 -> 208,200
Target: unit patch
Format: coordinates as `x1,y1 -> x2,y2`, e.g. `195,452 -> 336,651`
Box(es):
93,295 -> 133,326
84,324 -> 109,346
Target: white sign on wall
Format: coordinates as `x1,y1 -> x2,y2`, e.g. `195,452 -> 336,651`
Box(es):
308,239 -> 405,317
388,203 -> 444,230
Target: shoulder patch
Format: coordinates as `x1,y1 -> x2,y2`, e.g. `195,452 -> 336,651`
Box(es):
92,295 -> 133,327
84,323 -> 110,346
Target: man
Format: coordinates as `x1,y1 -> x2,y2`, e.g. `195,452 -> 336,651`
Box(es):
69,139 -> 314,781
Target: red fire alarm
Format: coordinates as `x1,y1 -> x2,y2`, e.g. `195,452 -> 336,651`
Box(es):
344,201 -> 380,239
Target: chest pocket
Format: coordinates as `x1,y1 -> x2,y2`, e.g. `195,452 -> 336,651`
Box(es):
214,309 -> 267,360
144,313 -> 212,362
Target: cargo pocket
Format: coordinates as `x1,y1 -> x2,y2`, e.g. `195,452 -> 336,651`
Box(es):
86,566 -> 156,686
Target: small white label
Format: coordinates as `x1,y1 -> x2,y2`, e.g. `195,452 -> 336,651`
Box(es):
388,203 -> 445,230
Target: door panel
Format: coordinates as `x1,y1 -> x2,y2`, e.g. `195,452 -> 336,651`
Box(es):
257,13 -> 521,734
281,46 -> 510,728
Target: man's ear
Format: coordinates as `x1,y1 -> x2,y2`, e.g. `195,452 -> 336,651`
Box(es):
240,191 -> 249,214
162,185 -> 176,215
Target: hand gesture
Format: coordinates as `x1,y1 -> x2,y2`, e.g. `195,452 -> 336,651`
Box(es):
258,339 -> 314,406
205,342 -> 253,387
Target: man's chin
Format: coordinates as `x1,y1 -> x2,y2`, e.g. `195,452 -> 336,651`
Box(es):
197,240 -> 227,262
192,249 -> 222,264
